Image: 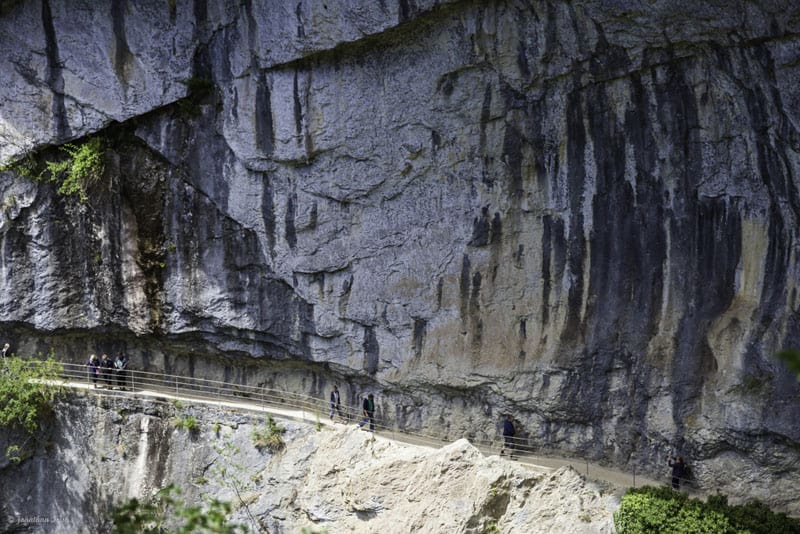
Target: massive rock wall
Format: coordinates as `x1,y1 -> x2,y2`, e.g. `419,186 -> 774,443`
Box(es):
1,0 -> 799,509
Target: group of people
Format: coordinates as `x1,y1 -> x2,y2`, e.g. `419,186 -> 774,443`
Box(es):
328,386 -> 376,431
87,353 -> 129,390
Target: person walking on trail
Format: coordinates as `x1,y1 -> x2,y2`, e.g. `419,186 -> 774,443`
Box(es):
330,385 -> 343,421
114,353 -> 129,390
2,343 -> 9,359
358,393 -> 376,431
668,455 -> 687,490
501,414 -> 517,457
100,354 -> 114,388
87,354 -> 100,387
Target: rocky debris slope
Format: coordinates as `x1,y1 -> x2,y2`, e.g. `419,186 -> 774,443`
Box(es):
0,395 -> 617,533
1,0 -> 799,513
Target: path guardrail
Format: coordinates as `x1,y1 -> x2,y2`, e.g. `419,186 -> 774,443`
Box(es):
15,359 -> 689,490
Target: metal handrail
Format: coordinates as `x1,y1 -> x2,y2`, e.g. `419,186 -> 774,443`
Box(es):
18,359 -> 682,489
41,362 -> 541,453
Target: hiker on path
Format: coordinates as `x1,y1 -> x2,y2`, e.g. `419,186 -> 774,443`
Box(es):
358,393 -> 376,431
114,353 -> 129,390
668,455 -> 687,490
501,414 -> 517,457
100,354 -> 114,387
87,354 -> 100,387
330,385 -> 343,421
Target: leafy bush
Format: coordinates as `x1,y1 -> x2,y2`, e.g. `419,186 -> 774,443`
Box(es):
1,137 -> 104,202
0,354 -> 63,435
614,486 -> 800,534
111,483 -> 246,533
44,137 -> 105,201
250,415 -> 285,452
0,154 -> 39,180
172,415 -> 200,433
706,494 -> 800,534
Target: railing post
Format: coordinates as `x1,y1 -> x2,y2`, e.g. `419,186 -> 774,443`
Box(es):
633,465 -> 636,488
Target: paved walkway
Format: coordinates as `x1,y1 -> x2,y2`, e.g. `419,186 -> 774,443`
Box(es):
51,377 -> 664,492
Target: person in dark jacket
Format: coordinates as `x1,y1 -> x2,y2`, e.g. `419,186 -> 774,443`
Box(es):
329,385 -> 343,421
358,393 -> 375,431
501,414 -> 517,456
87,354 -> 100,387
668,455 -> 687,490
100,354 -> 114,388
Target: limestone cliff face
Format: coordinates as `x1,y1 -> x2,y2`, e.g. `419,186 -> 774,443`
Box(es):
0,396 -> 618,533
1,0 -> 799,511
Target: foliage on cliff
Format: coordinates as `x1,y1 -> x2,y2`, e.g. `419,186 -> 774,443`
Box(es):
0,136 -> 104,202
0,353 -> 63,435
111,484 -> 246,534
614,486 -> 800,534
250,415 -> 285,451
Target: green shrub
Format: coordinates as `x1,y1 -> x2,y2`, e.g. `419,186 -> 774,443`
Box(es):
0,154 -> 40,180
173,415 -> 200,433
614,486 -> 800,534
0,354 -> 63,435
707,494 -> 800,534
44,137 -> 105,201
1,137 -> 105,202
111,483 -> 246,533
250,415 -> 285,452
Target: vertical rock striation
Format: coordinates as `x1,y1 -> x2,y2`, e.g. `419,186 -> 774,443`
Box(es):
1,0 -> 799,511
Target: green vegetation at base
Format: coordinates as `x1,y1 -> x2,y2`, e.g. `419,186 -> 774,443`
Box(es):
111,484 -> 247,534
614,486 -> 800,534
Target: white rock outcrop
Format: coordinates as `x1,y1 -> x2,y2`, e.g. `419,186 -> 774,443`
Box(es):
0,396 -> 618,533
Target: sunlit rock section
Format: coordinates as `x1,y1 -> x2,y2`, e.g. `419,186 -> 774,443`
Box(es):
0,396 -> 618,533
0,0 -> 799,511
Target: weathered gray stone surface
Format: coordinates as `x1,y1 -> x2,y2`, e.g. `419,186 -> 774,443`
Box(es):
1,0 -> 799,515
0,396 -> 618,533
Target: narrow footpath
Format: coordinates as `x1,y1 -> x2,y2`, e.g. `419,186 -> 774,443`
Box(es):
48,377 -> 665,493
